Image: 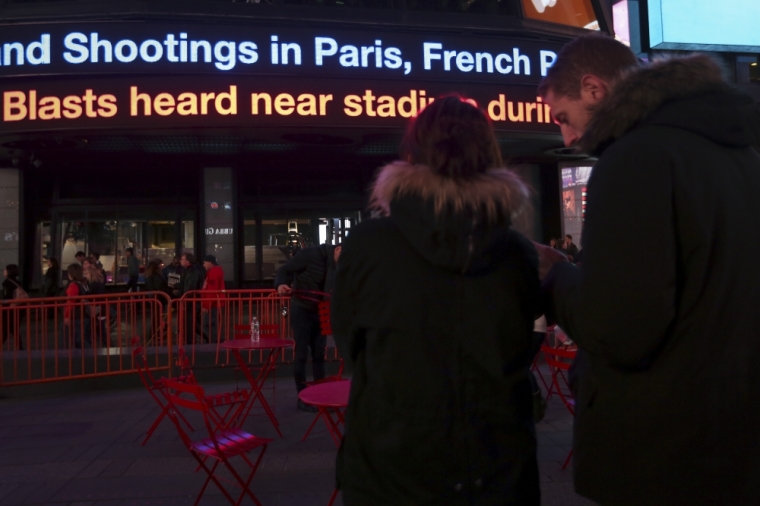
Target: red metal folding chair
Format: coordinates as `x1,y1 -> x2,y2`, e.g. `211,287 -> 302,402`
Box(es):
163,379 -> 273,506
175,345 -> 252,432
540,344 -> 577,470
132,337 -> 197,446
133,334 -> 251,443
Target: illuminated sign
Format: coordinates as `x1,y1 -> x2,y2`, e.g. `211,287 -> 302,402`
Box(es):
521,0 -> 600,30
0,76 -> 556,134
0,23 -> 560,84
648,0 -> 760,51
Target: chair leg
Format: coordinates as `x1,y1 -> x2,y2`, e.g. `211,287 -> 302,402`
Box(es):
561,448 -> 574,470
141,405 -> 169,446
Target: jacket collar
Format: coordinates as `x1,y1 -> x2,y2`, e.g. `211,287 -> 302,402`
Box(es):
579,54 -> 727,155
368,161 -> 530,225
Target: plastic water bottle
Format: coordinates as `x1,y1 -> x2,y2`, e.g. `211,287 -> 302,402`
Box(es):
251,316 -> 260,343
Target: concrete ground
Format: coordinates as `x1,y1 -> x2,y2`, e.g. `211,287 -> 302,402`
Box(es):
0,371 -> 594,506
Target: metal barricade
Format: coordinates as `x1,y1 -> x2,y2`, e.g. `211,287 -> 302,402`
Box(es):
175,290 -> 293,367
0,291 -> 172,386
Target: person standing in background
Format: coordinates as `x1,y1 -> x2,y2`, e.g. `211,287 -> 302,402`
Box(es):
2,264 -> 25,350
125,247 -> 139,292
201,255 -> 225,343
42,258 -> 60,297
179,253 -> 205,344
276,243 -> 341,410
562,234 -> 579,261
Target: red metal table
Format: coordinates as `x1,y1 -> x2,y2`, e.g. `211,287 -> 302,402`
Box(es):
221,338 -> 293,437
298,380 -> 351,448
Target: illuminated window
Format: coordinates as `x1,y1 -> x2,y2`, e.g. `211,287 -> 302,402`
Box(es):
521,0 -> 599,30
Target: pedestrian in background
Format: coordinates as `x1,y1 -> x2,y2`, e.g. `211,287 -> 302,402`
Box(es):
84,265 -> 106,346
178,253 -> 205,344
201,255 -> 225,343
332,95 -> 541,505
64,263 -> 90,349
163,255 -> 184,298
42,257 -> 60,297
539,33 -> 760,506
125,248 -> 139,292
276,243 -> 341,411
2,264 -> 25,350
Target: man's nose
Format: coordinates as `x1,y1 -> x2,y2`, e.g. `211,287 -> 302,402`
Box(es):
561,127 -> 578,148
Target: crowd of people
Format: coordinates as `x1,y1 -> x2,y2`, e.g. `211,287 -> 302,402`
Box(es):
0,251 -> 225,349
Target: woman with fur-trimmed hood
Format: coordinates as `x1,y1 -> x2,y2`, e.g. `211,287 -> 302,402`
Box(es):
332,96 -> 542,505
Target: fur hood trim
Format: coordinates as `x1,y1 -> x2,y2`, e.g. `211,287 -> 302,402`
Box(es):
369,161 -> 530,224
579,54 -> 727,155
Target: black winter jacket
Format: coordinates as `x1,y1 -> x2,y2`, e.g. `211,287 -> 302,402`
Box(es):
179,264 -> 205,298
332,162 -> 541,506
545,55 -> 760,506
275,244 -> 337,311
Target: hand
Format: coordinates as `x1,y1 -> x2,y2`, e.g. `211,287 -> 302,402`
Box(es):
277,284 -> 292,296
64,318 -> 70,326
533,242 -> 569,281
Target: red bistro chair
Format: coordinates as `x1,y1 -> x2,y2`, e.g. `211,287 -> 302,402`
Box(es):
133,335 -> 250,441
132,337 -> 197,446
163,379 -> 273,506
540,344 -> 577,470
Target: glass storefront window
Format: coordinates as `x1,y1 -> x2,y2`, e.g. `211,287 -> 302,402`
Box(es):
244,218 -> 258,280
56,216 -> 194,285
182,221 -> 195,255
146,221 -> 176,266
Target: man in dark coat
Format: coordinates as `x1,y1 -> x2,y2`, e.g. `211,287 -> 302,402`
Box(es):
275,243 -> 340,409
178,253 -> 206,344
540,33 -> 760,506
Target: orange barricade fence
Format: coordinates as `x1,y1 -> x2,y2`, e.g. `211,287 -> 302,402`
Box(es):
0,289 -> 342,388
175,290 -> 294,367
0,291 -> 172,387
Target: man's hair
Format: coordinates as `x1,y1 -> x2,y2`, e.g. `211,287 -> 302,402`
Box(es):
566,234 -> 573,240
538,33 -> 639,100
125,247 -> 134,255
67,263 -> 84,282
75,251 -> 85,258
5,264 -> 19,279
182,253 -> 195,264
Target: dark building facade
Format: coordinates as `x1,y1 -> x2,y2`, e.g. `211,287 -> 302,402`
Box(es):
0,0 -> 614,289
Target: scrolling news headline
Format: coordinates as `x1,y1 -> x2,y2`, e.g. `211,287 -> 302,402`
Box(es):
0,32 -> 557,76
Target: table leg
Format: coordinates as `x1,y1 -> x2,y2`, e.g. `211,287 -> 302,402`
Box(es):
319,407 -> 344,448
233,348 -> 284,437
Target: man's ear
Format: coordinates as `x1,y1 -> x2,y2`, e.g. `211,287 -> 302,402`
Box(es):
579,75 -> 609,104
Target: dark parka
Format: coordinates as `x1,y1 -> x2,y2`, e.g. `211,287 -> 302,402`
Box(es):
332,162 -> 541,506
179,263 -> 205,297
545,55 -> 760,506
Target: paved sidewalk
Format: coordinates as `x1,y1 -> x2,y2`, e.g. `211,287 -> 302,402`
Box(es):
0,375 -> 594,506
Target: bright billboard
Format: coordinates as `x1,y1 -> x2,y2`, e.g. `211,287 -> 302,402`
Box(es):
648,0 -> 760,52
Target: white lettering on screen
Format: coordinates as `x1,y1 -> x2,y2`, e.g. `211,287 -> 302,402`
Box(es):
62,32 -> 260,70
423,42 -> 532,75
0,30 -> 558,79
